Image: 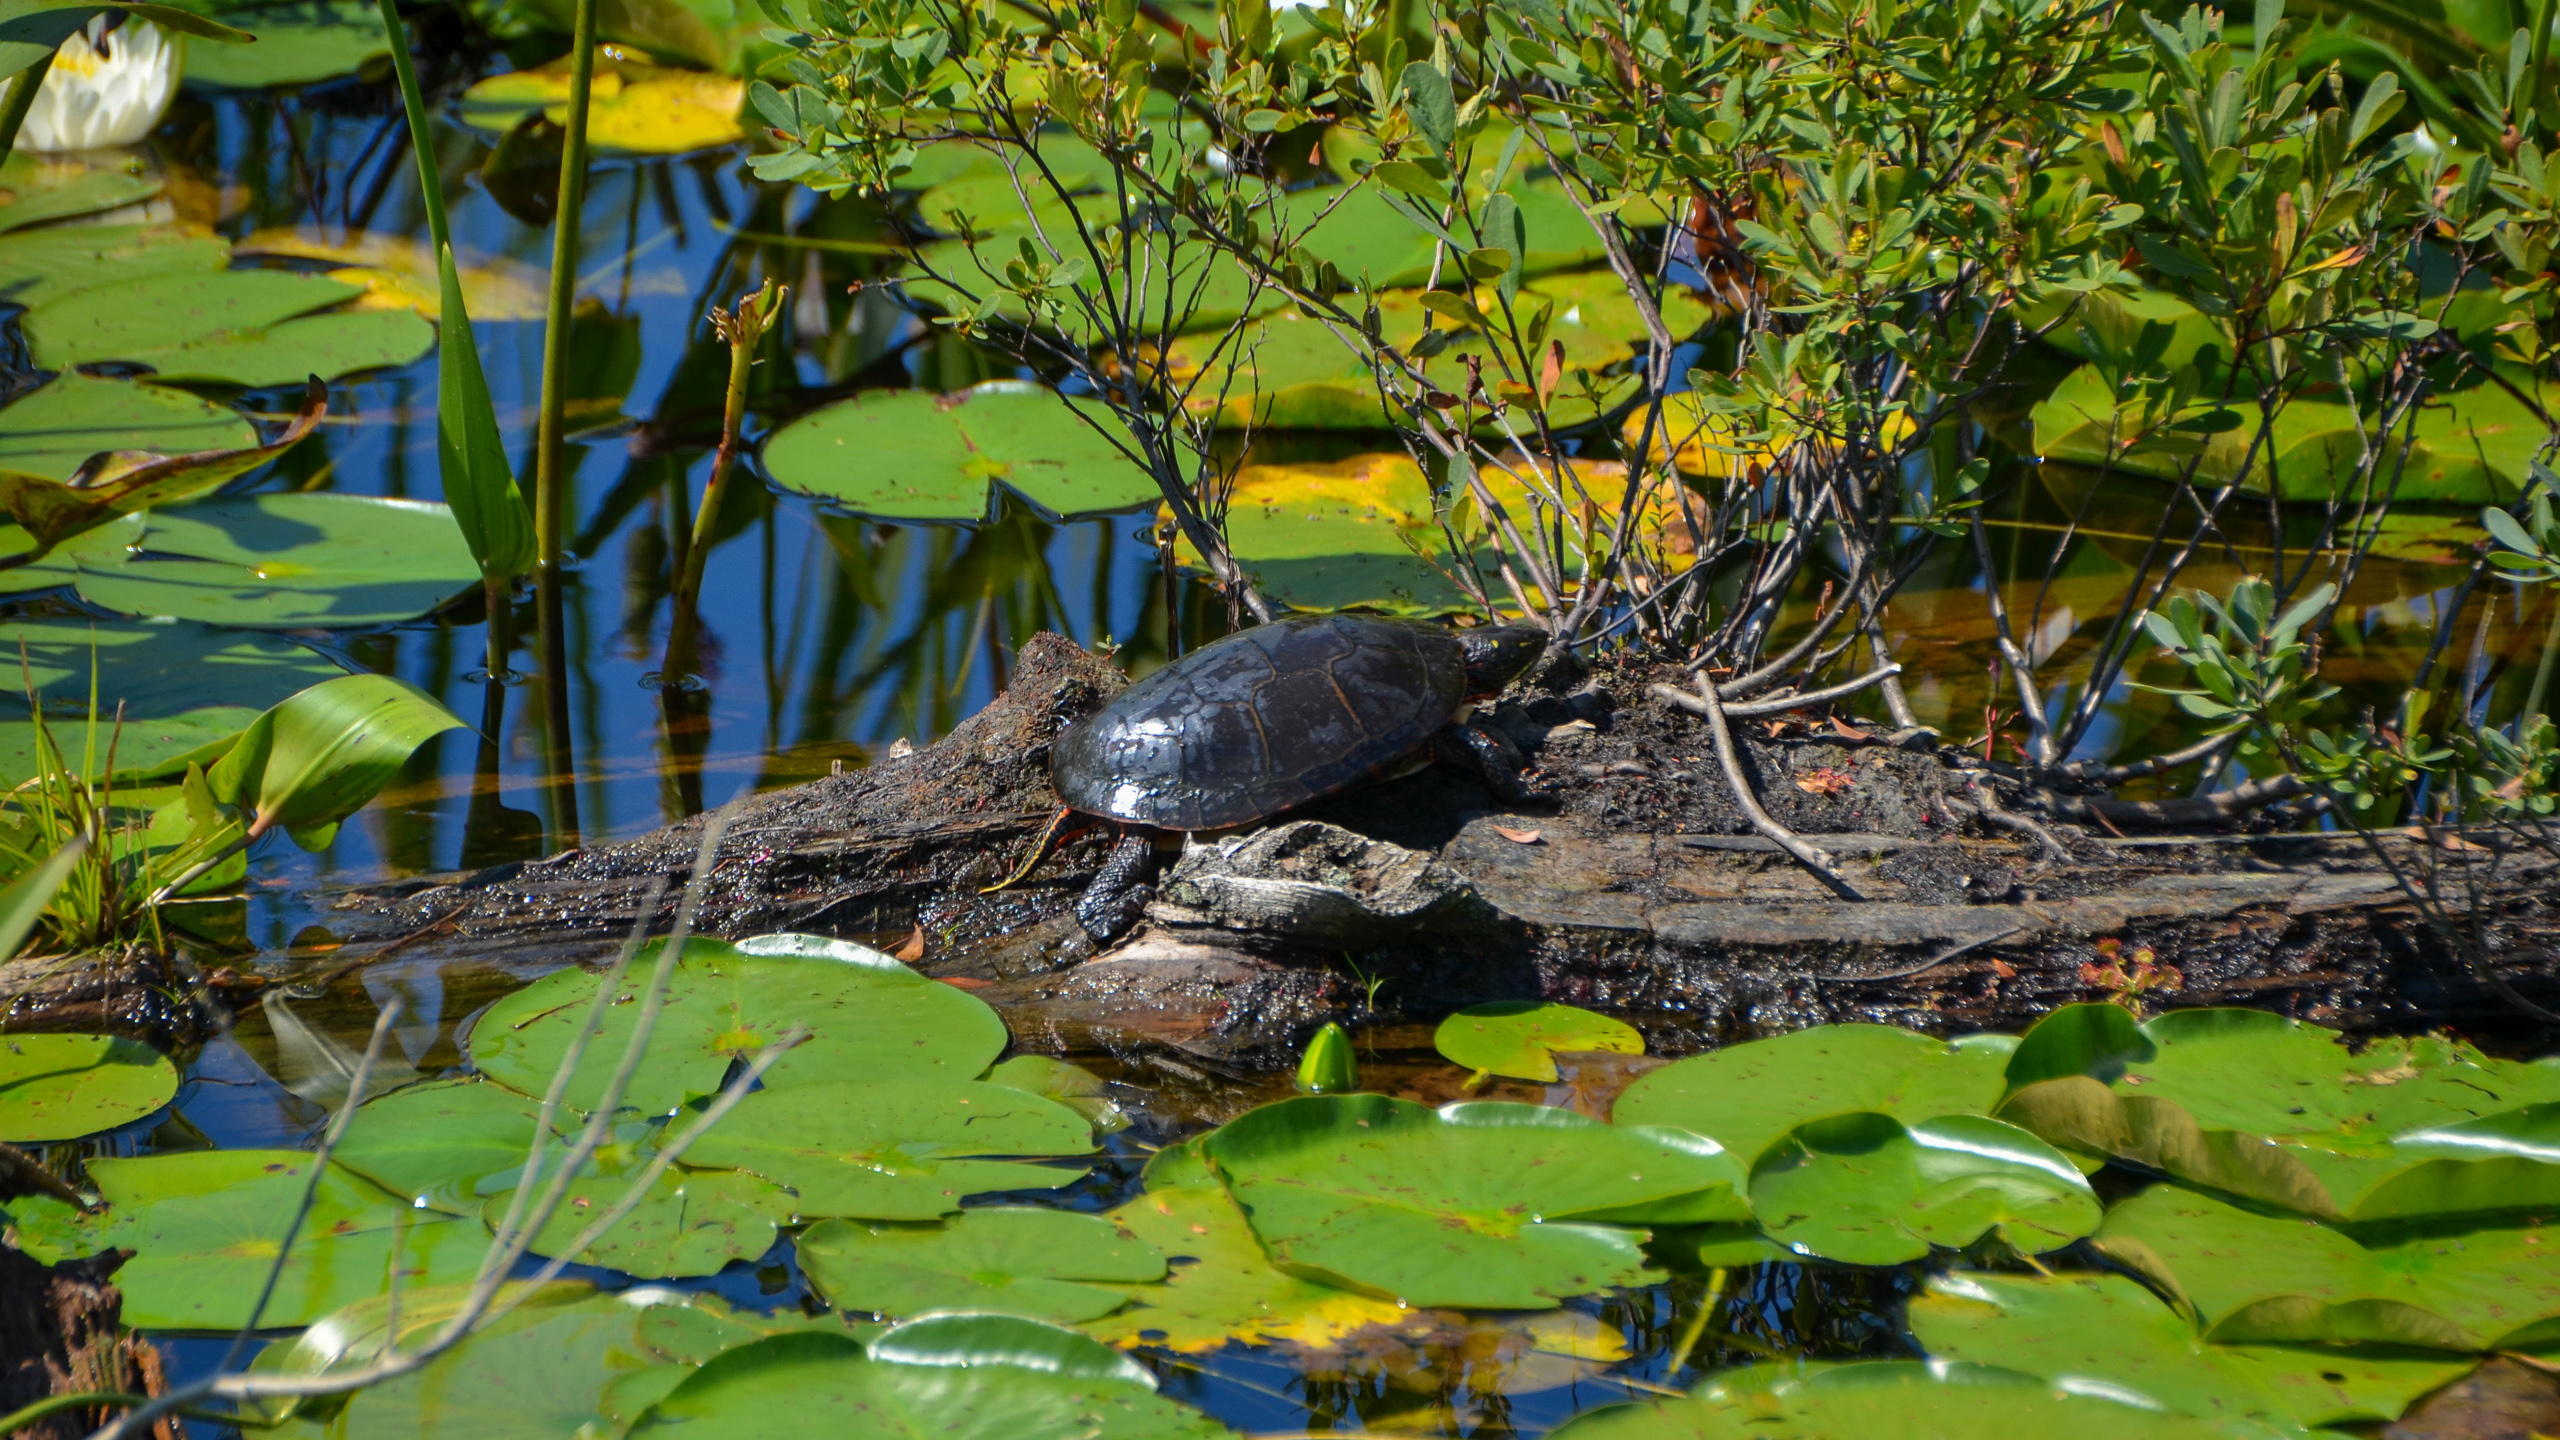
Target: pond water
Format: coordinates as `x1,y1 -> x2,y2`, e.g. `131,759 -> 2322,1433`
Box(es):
7,27 -> 2560,1440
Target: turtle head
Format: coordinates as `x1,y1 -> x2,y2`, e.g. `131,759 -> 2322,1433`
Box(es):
1456,625 -> 1546,697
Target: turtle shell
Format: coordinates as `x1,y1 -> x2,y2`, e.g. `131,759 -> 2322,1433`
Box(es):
1052,613 -> 1468,831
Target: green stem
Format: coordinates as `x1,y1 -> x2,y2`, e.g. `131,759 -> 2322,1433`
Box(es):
530,0 -> 599,849
0,1392 -> 150,1438
372,0 -> 451,257
484,573 -> 515,683
2526,593 -> 2560,724
0,51 -> 57,169
661,323 -> 758,683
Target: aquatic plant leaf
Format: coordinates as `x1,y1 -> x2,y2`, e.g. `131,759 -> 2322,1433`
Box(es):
1295,1021 -> 1357,1094
0,373 -> 253,483
1200,1094 -> 1747,1309
1652,1222 -> 1795,1270
981,1054 -> 1128,1133
433,243 -> 535,583
0,224 -> 227,310
235,228 -> 550,321
629,1324 -> 1237,1439
0,152 -> 161,234
679,1078 -> 1092,1219
466,935 -> 1011,1116
0,836 -> 83,962
0,618 -> 344,785
760,384 -> 1160,522
1083,1185 -> 1407,1353
1434,1001 -> 1644,1084
1747,1112 -> 2099,1265
2002,1001 -> 2156,1090
457,56 -> 746,152
632,1290 -> 873,1366
331,1078 -> 552,1213
23,269 -> 361,368
207,672 -> 468,849
488,1158 -> 796,1280
2093,1185 -> 2560,1350
1542,1359 -> 2251,1440
798,1208 -> 1165,1322
122,308 -> 434,387
66,493 -> 481,627
179,0 -> 388,88
1910,1269 -> 2473,1430
1612,1023 -> 2012,1170
72,1149 -> 485,1329
252,1279 -> 594,1387
0,1033 -> 178,1141
1137,1137 -> 1218,1193
0,377 -> 327,557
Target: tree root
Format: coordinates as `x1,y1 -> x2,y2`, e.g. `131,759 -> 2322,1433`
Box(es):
1686,678 -> 1866,901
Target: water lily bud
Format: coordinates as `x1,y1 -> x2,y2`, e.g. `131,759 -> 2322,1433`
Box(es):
1294,1021 -> 1357,1094
22,15 -> 180,153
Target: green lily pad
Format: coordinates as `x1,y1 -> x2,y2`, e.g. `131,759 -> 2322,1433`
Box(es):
981,1054 -> 1128,1134
1612,1024 -> 2015,1170
179,0 -> 389,88
21,268 -> 431,385
1199,1094 -> 1748,1309
0,152 -> 162,235
759,384 -> 1159,522
0,619 -> 345,784
1434,1002 -> 1644,1083
1544,1359 -> 2262,1440
1083,1185 -> 1408,1353
679,1078 -> 1093,1220
2094,1184 -> 2560,1350
489,1154 -> 798,1280
629,1319 -> 1236,1439
64,493 -> 480,627
1910,1269 -> 2476,1430
799,1209 -> 1164,1323
0,224 -> 228,311
465,934 -> 1011,1116
72,1149 -> 486,1329
1747,1112 -> 2100,1265
0,374 -> 257,483
331,1079 -> 551,1213
0,1033 -> 179,1142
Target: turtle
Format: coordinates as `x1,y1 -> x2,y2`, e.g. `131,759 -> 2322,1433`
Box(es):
1024,613 -> 1549,942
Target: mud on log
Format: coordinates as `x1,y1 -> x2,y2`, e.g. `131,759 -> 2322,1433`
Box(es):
309,633 -> 2560,1066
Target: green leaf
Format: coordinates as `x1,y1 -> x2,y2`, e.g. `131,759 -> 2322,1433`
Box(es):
488,1153 -> 798,1280
465,934 -> 1011,1116
1910,1269 -> 2474,1430
0,224 -> 228,311
178,0 -> 389,88
330,1078 -> 552,1213
1083,1185 -> 1407,1353
0,1033 -> 178,1142
0,618 -> 345,785
980,1054 -> 1127,1133
62,493 -> 481,628
1434,1002 -> 1643,1083
0,374 -> 252,484
679,1078 -> 1093,1219
1747,1112 -> 2099,1265
1398,60 -> 1455,149
207,672 -> 467,845
0,836 -> 83,961
1200,1094 -> 1747,1309
1544,1360 -> 2252,1440
629,1323 -> 1238,1438
1295,1021 -> 1358,1093
0,378 -> 327,554
21,269 -> 430,384
798,1209 -> 1164,1322
2003,1002 -> 2157,1091
761,385 -> 1160,522
435,243 -> 535,582
1612,1023 -> 2012,1170
0,152 -> 161,234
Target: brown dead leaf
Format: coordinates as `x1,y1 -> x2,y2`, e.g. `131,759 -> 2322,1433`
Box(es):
936,976 -> 991,991
1795,767 -> 1856,796
1828,715 -> 1868,741
1492,825 -> 1544,844
894,923 -> 927,962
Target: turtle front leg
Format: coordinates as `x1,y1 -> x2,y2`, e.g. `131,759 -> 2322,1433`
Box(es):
1435,720 -> 1554,805
1074,831 -> 1157,942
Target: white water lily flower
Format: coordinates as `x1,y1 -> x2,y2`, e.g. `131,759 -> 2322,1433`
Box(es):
20,15 -> 179,153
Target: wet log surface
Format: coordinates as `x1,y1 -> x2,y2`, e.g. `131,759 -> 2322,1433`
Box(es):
27,631 -> 2554,1066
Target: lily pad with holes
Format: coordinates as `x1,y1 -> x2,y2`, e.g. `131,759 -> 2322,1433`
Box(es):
0,374 -> 258,483
1908,1269 -> 2475,1431
1434,1002 -> 1644,1084
61,493 -> 481,628
465,934 -> 1011,1116
1746,1112 -> 2101,1266
1544,1359 -> 2257,1440
0,619 -> 345,785
1612,1024 -> 2016,1171
0,1033 -> 180,1142
798,1208 -> 1164,1322
1199,1094 -> 1748,1309
679,1078 -> 1094,1220
759,384 -> 1159,522
330,1079 -> 552,1213
1082,1185 -> 1406,1353
20,270 -> 430,385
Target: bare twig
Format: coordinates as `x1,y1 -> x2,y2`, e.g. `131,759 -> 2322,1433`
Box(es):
1689,678 -> 1865,901
1650,664 -> 1904,721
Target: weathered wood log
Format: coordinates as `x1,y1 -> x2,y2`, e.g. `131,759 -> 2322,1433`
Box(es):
1,1147 -> 174,1440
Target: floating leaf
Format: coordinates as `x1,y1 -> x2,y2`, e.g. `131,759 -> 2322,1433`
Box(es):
798,1209 -> 1164,1322
981,1054 -> 1128,1133
331,1079 -> 551,1213
1200,1094 -> 1748,1309
680,1078 -> 1092,1219
1435,1002 -> 1643,1084
1909,1269 -> 2474,1431
0,618 -> 344,785
50,493 -> 480,628
0,377 -> 328,555
489,1152 -> 797,1280
1612,1024 -> 2013,1171
0,373 -> 254,483
0,224 -> 227,311
179,0 -> 389,87
22,269 -> 431,385
759,384 -> 1159,522
1083,1185 -> 1406,1353
1545,1359 -> 2258,1440
458,55 -> 746,153
2094,1185 -> 2560,1350
235,228 -> 551,321
467,934 -> 1011,1116
0,1033 -> 178,1142
1747,1112 -> 2099,1265
0,151 -> 161,234
70,1150 -> 485,1329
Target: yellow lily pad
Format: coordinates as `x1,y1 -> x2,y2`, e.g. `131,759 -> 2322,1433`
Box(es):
459,54 -> 745,154
238,228 -> 549,321
1083,1186 -> 1406,1353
